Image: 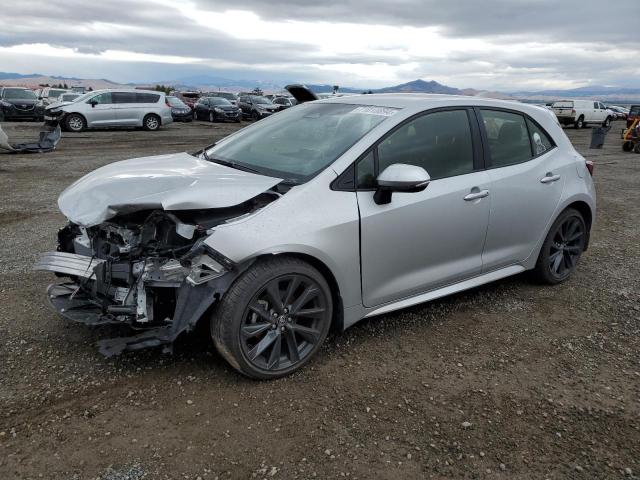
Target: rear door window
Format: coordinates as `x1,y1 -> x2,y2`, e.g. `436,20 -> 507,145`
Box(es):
112,92 -> 137,104
479,109 -> 532,167
135,93 -> 160,103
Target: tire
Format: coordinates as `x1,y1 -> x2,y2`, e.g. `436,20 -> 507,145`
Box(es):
193,110 -> 198,120
533,208 -> 587,284
603,116 -> 611,127
623,141 -> 634,152
0,111 -> 5,122
211,256 -> 333,380
143,114 -> 160,131
209,111 -> 215,123
65,113 -> 85,132
634,143 -> 640,154
252,110 -> 260,122
574,116 -> 584,129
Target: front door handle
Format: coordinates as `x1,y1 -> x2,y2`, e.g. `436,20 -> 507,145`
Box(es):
464,189 -> 490,201
540,173 -> 561,184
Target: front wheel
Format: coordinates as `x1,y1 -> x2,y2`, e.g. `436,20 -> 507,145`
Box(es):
574,116 -> 584,129
209,111 -> 215,123
252,110 -> 260,121
603,116 -> 611,127
211,257 -> 333,379
65,113 -> 85,132
533,208 -> 587,284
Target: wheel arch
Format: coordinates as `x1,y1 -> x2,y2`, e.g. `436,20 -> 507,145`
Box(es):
144,112 -> 162,125
564,200 -> 593,250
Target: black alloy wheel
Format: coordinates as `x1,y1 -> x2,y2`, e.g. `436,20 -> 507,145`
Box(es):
211,257 -> 333,379
534,208 -> 586,284
240,274 -> 328,371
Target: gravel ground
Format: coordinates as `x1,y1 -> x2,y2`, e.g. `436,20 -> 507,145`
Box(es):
0,119 -> 638,480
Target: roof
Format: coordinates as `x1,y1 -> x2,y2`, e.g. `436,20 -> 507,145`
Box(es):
322,92 -> 555,123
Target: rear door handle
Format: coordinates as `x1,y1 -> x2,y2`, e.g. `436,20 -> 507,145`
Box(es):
540,173 -> 561,184
464,189 -> 489,201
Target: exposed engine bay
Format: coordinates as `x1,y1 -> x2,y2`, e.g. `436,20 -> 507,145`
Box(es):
34,192 -> 279,356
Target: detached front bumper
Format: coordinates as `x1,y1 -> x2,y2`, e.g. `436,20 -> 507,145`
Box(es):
34,249 -> 245,356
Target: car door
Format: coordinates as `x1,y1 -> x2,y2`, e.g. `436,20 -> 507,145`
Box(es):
111,92 -> 138,126
357,108 -> 491,307
478,108 -> 565,271
84,92 -> 117,127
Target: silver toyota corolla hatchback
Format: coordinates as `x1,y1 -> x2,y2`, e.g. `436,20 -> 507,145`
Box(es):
35,94 -> 596,379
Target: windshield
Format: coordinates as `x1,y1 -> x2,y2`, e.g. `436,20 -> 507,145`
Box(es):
206,103 -> 397,182
251,96 -> 272,105
2,88 -> 37,100
214,92 -> 236,100
167,96 -> 186,107
209,97 -> 231,106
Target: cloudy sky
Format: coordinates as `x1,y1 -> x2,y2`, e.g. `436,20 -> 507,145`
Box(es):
1,0 -> 639,90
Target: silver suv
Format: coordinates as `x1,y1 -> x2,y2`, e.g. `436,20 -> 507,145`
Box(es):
35,95 -> 595,379
44,89 -> 173,132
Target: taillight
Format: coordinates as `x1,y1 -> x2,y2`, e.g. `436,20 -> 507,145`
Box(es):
586,160 -> 594,176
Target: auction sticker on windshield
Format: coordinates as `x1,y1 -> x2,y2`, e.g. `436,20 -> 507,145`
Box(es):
352,106 -> 399,116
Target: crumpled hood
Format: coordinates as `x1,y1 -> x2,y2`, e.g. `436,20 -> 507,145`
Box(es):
58,152 -> 282,226
46,101 -> 73,110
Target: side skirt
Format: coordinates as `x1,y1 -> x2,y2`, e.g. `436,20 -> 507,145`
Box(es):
364,265 -> 526,318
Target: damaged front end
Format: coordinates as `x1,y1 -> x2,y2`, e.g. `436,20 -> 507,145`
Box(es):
33,197 -> 275,356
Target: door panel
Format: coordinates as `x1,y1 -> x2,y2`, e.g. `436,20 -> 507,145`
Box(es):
85,92 -> 116,126
482,148 -> 565,270
358,171 -> 491,307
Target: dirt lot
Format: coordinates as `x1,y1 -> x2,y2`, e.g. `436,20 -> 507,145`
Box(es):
0,119 -> 638,480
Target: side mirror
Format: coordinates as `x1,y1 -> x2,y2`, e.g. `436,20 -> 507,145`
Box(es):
89,100 -> 98,107
373,164 -> 430,205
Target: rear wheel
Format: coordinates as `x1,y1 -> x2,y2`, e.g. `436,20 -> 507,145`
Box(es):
534,208 -> 586,284
65,113 -> 85,132
574,116 -> 584,129
211,257 -> 333,379
143,114 -> 160,131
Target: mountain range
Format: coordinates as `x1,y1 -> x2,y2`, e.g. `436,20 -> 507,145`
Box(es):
0,72 -> 638,103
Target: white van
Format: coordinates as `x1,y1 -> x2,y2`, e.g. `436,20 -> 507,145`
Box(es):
551,100 -> 612,128
44,89 -> 173,132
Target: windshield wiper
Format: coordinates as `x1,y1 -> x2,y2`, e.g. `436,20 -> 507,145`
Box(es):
206,154 -> 262,175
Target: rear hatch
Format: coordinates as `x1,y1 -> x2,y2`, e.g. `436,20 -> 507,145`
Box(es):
552,100 -> 575,118
284,84 -> 319,103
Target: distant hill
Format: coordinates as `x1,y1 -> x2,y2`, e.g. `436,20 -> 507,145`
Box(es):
0,71 -> 636,102
375,79 -> 462,95
0,73 -> 127,89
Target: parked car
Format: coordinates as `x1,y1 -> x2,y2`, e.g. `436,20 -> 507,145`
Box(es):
37,87 -> 73,106
35,95 -> 595,379
205,92 -> 239,107
193,96 -> 241,122
44,89 -> 173,132
626,105 -> 640,128
238,95 -> 279,120
272,96 -> 297,110
0,87 -> 44,121
607,105 -> 628,120
175,91 -> 201,109
551,99 -> 612,128
166,96 -> 193,122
